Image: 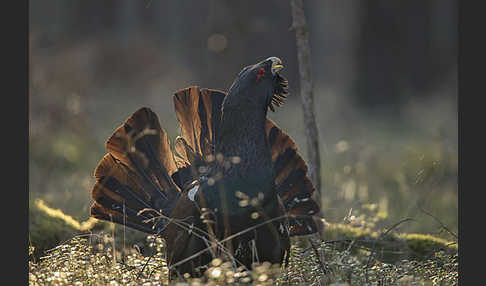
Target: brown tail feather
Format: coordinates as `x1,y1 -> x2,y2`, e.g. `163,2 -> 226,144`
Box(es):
90,201 -> 156,234
173,86 -> 226,161
174,136 -> 204,169
104,107 -> 180,201
172,86 -> 226,190
90,107 -> 181,232
171,136 -> 204,190
265,119 -> 321,236
286,200 -> 321,235
92,153 -> 152,211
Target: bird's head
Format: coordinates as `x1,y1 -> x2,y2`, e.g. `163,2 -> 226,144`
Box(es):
224,57 -> 289,113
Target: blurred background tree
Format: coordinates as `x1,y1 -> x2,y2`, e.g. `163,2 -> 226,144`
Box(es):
29,0 -> 457,238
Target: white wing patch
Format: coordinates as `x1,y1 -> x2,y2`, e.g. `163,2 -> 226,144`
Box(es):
188,184 -> 199,201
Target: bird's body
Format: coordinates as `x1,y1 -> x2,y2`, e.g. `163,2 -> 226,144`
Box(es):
89,57 -> 321,278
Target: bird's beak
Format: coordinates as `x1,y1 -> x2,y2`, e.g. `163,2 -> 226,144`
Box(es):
271,60 -> 284,74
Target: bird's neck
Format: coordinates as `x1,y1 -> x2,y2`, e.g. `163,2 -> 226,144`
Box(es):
216,107 -> 273,180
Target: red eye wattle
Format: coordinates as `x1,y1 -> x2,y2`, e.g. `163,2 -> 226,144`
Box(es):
256,68 -> 266,82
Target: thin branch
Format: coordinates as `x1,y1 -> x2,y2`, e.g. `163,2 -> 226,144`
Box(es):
138,210 -> 250,276
168,214 -> 289,270
417,205 -> 458,240
382,218 -> 416,236
309,237 -> 329,275
364,218 -> 416,283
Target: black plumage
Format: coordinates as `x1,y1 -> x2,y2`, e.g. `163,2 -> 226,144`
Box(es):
89,57 -> 321,278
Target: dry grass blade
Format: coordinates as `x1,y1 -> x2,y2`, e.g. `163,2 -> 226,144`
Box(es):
168,214 -> 289,270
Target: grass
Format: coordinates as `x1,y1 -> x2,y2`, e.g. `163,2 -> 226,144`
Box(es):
29,199 -> 458,285
29,233 -> 458,285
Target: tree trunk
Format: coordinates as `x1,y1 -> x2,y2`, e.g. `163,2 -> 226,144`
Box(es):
290,0 -> 322,204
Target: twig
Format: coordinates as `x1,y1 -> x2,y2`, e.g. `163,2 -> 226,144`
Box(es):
417,205 -> 458,240
382,218 -> 416,237
168,214 -> 289,270
309,237 -> 328,275
364,218 -> 415,284
140,210 -> 248,277
305,238 -> 409,255
44,233 -> 105,254
136,232 -> 161,280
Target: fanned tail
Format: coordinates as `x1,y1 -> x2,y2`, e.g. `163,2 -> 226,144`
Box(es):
266,119 -> 321,236
89,88 -> 322,236
90,107 -> 181,233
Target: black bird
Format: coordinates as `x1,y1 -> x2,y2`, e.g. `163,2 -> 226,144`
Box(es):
89,57 -> 321,278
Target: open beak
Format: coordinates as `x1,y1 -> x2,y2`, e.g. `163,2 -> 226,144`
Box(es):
269,57 -> 284,75
273,64 -> 284,73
